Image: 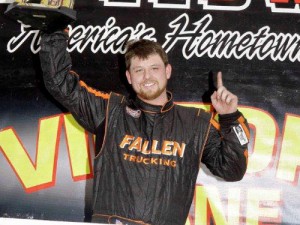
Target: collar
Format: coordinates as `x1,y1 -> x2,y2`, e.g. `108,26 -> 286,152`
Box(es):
133,91 -> 174,114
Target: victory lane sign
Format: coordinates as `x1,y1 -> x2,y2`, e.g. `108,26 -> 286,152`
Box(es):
4,0 -> 76,32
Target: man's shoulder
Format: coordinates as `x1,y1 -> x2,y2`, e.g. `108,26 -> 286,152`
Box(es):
174,103 -> 209,114
109,92 -> 126,103
173,104 -> 211,120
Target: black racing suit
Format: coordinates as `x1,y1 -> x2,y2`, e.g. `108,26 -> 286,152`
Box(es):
39,31 -> 250,225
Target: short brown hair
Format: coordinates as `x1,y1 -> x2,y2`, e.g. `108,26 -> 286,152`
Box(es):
124,39 -> 169,70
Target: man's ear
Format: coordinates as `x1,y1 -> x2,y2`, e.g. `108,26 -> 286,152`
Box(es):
126,70 -> 132,84
166,64 -> 172,80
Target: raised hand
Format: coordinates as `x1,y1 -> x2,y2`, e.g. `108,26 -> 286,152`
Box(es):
210,71 -> 238,115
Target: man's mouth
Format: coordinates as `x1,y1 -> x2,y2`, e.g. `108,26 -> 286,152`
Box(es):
142,81 -> 157,88
144,83 -> 154,87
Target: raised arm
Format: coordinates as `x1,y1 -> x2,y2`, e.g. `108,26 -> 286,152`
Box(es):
39,31 -> 109,134
202,72 -> 249,181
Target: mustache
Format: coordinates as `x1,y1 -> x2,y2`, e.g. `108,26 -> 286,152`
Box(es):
141,79 -> 158,85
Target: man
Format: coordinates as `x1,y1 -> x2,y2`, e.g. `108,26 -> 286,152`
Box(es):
39,31 -> 250,225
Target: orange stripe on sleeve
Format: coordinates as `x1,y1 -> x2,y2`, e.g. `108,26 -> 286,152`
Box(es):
244,149 -> 249,165
244,149 -> 248,158
210,118 -> 221,131
69,70 -> 109,99
78,80 -> 109,99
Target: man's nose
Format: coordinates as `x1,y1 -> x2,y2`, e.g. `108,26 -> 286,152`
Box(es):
144,69 -> 151,79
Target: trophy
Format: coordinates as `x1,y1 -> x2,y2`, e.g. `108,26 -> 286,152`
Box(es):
4,0 -> 76,32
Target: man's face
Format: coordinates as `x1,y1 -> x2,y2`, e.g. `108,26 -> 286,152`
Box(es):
126,54 -> 171,105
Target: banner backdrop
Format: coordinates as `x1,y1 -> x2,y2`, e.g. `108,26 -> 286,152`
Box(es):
0,1 -> 300,224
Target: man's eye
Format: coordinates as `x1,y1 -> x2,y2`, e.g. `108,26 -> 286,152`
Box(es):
135,69 -> 142,73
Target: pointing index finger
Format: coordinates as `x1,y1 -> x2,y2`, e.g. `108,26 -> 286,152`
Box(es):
217,71 -> 223,88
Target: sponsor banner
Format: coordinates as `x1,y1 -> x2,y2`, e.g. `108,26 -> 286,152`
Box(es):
0,0 -> 299,224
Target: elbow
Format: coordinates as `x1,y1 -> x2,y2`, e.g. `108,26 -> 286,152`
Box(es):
225,173 -> 245,182
224,151 -> 248,182
223,165 -> 247,182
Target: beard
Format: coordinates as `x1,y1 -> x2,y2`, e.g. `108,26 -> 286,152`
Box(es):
134,79 -> 167,101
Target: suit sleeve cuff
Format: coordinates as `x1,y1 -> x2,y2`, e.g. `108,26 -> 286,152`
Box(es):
218,110 -> 242,125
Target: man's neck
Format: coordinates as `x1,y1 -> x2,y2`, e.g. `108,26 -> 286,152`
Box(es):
138,93 -> 168,106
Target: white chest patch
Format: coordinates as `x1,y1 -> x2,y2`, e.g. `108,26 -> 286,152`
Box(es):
126,106 -> 141,118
